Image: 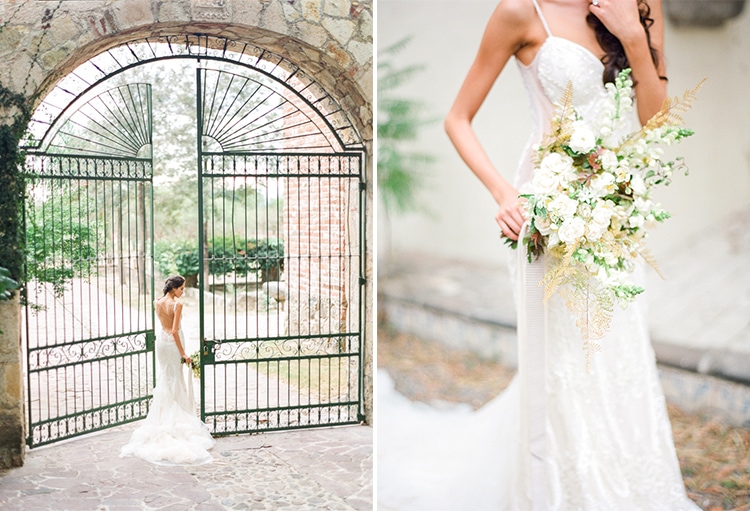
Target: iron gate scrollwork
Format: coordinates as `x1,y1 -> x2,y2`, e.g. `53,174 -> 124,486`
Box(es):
196,66 -> 365,434
22,83 -> 155,447
20,35 -> 367,447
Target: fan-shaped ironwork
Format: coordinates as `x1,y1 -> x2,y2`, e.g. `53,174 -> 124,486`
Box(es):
23,34 -> 363,152
199,68 -> 338,153
37,83 -> 152,158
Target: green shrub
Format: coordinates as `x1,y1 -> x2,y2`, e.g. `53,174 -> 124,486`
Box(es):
155,237 -> 285,284
0,267 -> 19,301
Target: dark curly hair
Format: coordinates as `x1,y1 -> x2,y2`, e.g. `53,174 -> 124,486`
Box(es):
162,275 -> 185,296
587,0 -> 661,85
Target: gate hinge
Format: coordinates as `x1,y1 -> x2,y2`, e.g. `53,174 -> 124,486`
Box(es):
359,181 -> 367,191
359,276 -> 366,286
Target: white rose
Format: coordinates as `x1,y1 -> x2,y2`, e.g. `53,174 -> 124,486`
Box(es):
548,194 -> 578,220
558,217 -> 586,244
535,216 -> 554,236
532,168 -> 559,194
591,202 -> 614,226
590,172 -> 616,195
568,121 -> 597,154
540,152 -> 574,175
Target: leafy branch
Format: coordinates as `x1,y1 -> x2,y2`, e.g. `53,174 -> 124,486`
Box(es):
377,36 -> 435,215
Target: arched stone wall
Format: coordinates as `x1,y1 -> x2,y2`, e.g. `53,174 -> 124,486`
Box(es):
0,0 -> 372,467
0,0 -> 372,139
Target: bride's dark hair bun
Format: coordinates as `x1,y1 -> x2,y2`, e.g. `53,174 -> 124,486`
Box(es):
163,275 -> 186,296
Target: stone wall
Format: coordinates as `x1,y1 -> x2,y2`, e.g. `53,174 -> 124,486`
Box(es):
0,297 -> 23,469
0,1 -> 372,138
0,0 -> 373,463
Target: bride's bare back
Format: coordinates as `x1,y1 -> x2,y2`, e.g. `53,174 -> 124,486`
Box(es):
155,296 -> 181,333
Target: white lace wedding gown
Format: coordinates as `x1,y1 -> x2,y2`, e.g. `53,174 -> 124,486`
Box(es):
120,309 -> 215,465
377,2 -> 700,510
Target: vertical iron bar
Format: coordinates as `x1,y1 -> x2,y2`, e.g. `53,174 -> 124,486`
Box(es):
148,81 -> 156,394
23,174 -> 33,445
358,152 -> 366,421
197,66 -> 207,423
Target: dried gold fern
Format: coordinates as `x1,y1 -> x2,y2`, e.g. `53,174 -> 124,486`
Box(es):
618,79 -> 705,151
540,81 -> 576,149
639,248 -> 664,279
643,78 -> 706,130
541,244 -> 578,301
559,276 -> 614,372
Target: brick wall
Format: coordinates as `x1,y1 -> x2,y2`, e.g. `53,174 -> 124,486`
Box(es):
283,155 -> 360,336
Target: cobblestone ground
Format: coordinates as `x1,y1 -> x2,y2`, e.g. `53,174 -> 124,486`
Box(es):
0,424 -> 372,511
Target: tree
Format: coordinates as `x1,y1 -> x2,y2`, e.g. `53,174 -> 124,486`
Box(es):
25,180 -> 100,295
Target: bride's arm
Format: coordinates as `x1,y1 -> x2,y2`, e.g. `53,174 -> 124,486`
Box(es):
590,0 -> 667,124
171,302 -> 189,361
444,0 -> 533,242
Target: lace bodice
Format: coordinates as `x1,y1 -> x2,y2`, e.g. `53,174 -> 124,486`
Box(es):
514,3 -> 626,191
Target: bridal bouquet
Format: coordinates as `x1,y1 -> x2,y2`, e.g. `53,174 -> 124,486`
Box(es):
181,350 -> 201,379
520,69 -> 702,367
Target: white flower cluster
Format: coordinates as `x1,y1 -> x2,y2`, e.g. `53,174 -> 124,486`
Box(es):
525,69 -> 694,307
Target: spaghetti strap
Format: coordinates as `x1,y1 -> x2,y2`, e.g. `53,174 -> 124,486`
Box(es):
530,0 -> 553,37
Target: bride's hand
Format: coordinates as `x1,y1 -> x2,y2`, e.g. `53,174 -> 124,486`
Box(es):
589,0 -> 644,45
495,190 -> 526,241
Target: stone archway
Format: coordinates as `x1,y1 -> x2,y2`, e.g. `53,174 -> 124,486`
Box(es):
0,0 -> 372,467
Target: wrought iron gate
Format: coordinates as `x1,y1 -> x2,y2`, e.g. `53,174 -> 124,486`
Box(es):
22,83 -> 155,447
20,36 -> 366,447
196,67 -> 365,434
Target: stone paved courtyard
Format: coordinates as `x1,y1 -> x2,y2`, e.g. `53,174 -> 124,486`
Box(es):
0,423 -> 372,511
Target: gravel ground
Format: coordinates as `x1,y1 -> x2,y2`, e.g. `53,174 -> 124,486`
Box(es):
378,324 -> 750,511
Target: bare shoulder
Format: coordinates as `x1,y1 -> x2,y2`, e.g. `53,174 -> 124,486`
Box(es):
494,0 -> 537,22
493,0 -> 536,28
485,0 -> 540,50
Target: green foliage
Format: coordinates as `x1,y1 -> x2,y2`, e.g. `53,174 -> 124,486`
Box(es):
0,87 -> 31,283
155,240 -> 200,278
252,238 -> 284,282
377,36 -> 435,215
25,185 -> 101,295
155,237 -> 285,283
175,248 -> 200,277
0,267 -> 19,301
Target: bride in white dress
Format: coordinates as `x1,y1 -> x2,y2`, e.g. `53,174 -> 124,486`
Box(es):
120,275 -> 215,465
378,0 -> 701,509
